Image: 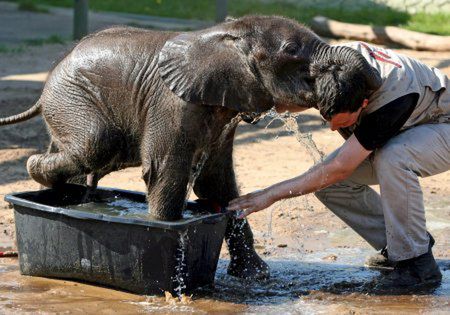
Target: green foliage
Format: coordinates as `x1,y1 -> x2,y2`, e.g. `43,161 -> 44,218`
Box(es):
0,35 -> 65,54
402,12 -> 450,36
23,35 -> 65,46
228,1 -> 411,27
17,0 -> 49,13
10,0 -> 450,35
0,44 -> 25,54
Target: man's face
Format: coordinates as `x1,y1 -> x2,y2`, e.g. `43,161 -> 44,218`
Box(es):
323,99 -> 368,131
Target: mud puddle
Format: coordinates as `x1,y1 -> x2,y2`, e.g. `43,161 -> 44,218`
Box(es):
1,195 -> 448,314
0,245 -> 448,314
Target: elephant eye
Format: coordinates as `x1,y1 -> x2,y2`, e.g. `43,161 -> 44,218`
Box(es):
282,42 -> 300,56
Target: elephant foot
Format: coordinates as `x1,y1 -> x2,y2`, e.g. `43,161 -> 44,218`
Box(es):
227,250 -> 270,280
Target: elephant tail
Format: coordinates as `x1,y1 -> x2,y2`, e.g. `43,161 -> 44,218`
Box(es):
0,99 -> 42,126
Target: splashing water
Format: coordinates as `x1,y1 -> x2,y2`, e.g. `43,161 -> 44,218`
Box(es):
184,115 -> 241,204
274,111 -> 331,195
265,109 -> 324,164
257,109 -> 328,236
260,110 -> 326,196
184,151 -> 209,205
266,206 -> 274,237
173,230 -> 189,297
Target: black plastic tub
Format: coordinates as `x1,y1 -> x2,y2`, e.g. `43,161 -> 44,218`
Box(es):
5,184 -> 229,295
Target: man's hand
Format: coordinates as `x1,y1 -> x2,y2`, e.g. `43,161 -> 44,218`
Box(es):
227,189 -> 276,218
227,135 -> 372,219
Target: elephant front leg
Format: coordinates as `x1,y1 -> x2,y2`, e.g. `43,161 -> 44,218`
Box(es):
143,154 -> 192,221
193,152 -> 269,280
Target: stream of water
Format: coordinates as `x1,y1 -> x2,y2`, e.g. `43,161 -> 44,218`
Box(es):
264,110 -> 324,164
260,110 -> 326,236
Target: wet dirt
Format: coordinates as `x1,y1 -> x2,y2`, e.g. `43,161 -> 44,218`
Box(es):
0,244 -> 448,314
0,40 -> 449,313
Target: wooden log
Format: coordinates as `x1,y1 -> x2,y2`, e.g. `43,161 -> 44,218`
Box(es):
311,16 -> 450,52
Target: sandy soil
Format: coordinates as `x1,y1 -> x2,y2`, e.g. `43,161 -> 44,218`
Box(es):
0,40 -> 449,313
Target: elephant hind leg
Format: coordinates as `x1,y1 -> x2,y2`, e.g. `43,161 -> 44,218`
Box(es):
27,151 -> 84,188
38,119 -> 123,189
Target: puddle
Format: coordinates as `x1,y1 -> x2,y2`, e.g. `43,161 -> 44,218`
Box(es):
1,245 -> 448,314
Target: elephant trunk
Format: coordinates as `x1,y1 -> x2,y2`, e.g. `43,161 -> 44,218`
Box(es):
311,42 -> 382,91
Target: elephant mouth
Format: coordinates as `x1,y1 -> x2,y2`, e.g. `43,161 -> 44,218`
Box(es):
281,76 -> 316,107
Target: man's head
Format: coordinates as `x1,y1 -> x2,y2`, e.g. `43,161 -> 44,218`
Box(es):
313,63 -> 369,130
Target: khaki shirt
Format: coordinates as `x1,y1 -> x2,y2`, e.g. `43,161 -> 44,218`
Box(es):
341,42 -> 450,128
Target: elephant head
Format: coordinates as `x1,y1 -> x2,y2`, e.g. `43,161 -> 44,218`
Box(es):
158,15 -> 382,115
158,15 -> 325,113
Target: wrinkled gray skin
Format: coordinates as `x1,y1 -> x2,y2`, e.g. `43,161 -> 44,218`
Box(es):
0,15 -> 381,279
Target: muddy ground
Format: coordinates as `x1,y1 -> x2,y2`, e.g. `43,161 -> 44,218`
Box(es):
0,41 -> 449,313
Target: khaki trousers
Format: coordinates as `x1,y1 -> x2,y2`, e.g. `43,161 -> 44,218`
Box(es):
315,122 -> 450,261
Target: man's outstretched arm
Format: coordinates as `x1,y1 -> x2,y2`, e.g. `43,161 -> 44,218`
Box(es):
227,134 -> 372,217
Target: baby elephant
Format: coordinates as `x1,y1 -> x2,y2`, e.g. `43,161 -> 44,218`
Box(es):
1,15 -> 360,279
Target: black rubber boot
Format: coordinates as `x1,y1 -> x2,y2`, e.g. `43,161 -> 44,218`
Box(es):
365,247 -> 396,269
365,232 -> 435,269
374,234 -> 441,293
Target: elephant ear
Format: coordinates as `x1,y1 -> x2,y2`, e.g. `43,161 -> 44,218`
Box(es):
158,32 -> 273,112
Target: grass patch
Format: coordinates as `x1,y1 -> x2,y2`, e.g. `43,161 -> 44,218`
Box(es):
8,0 -> 450,35
0,44 -> 25,54
228,2 -> 411,27
17,0 -> 49,13
23,35 -> 66,46
0,35 -> 65,54
401,12 -> 450,36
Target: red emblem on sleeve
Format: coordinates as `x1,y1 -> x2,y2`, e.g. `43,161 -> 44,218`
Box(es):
360,42 -> 402,68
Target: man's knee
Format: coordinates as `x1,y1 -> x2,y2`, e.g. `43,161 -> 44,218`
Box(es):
314,180 -> 361,201
373,142 -> 409,174
314,182 -> 341,199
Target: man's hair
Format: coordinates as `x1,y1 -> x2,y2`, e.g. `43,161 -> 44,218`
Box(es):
314,64 -> 369,120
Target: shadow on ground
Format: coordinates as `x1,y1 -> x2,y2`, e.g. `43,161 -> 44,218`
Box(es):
235,113 -> 327,146
0,93 -> 49,186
